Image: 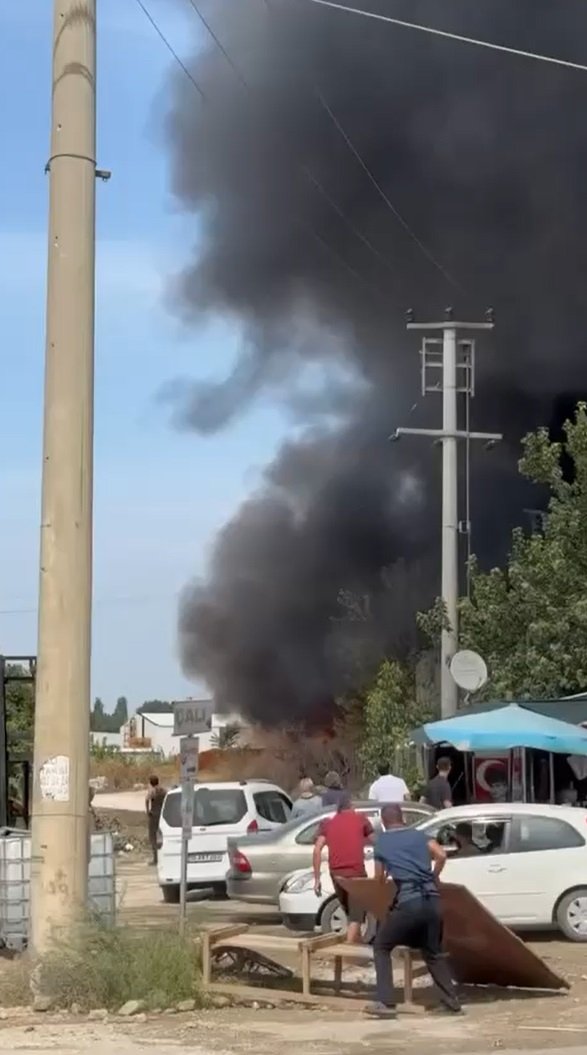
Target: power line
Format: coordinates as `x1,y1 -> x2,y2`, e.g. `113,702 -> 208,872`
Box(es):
314,89 -> 463,291
302,165 -> 396,277
297,0 -> 587,75
185,0 -> 248,87
176,0 -> 399,296
135,0 -> 389,297
134,0 -> 206,101
262,0 -> 461,289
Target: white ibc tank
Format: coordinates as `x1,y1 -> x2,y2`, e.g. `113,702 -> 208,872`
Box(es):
0,831 -> 116,950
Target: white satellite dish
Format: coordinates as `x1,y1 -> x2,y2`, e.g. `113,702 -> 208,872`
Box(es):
450,650 -> 488,693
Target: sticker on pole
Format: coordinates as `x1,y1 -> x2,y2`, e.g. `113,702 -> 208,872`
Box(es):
180,782 -> 195,838
39,755 -> 70,802
180,737 -> 199,782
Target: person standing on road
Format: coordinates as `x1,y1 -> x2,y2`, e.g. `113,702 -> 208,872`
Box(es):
146,775 -> 166,865
367,803 -> 462,1018
321,770 -> 346,808
368,763 -> 410,803
292,777 -> 323,818
313,793 -> 374,944
421,757 -> 453,810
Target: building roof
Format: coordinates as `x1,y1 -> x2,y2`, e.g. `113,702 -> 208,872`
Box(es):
141,712 -> 175,728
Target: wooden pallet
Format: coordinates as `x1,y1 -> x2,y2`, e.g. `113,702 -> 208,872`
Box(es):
201,924 -> 420,1007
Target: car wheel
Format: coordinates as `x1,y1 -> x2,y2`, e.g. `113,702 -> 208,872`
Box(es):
320,899 -> 377,941
556,888 -> 587,941
320,897 -> 347,935
161,884 -> 180,904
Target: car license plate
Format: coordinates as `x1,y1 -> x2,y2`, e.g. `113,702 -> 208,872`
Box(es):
188,852 -> 223,863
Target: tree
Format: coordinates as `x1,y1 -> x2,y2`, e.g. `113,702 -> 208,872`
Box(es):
419,403 -> 587,700
137,699 -> 173,715
360,659 -> 429,785
211,722 -> 241,750
5,664 -> 34,756
113,696 -> 128,728
90,697 -> 107,732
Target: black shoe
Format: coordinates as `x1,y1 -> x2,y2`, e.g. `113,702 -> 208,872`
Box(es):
438,1002 -> 464,1015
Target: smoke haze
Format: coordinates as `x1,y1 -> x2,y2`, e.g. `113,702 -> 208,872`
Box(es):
166,0 -> 587,721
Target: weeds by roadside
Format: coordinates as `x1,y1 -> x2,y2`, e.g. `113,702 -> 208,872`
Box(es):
0,921 -> 203,1012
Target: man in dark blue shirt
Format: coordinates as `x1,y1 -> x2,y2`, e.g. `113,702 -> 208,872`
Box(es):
367,804 -> 461,1017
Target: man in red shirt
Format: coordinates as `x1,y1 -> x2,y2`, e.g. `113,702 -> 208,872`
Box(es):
313,794 -> 374,943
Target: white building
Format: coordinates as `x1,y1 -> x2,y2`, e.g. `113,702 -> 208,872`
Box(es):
90,731 -> 122,752
121,712 -> 176,757
119,703 -> 249,759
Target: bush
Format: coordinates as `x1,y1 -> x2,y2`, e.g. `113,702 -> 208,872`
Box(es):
90,755 -> 178,791
0,921 -> 203,1012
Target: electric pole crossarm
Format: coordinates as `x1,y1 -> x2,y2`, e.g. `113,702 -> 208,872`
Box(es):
393,428 -> 503,442
407,321 -> 494,332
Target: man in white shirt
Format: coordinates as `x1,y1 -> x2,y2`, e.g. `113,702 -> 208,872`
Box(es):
368,763 -> 410,802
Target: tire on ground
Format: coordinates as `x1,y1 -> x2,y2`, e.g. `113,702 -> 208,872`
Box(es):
161,884 -> 180,904
556,887 -> 587,942
320,897 -> 346,935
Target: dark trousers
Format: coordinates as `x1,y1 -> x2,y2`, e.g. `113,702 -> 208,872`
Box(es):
373,896 -> 460,1010
148,815 -> 159,862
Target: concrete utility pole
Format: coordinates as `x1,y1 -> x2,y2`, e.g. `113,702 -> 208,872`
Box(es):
30,0 -> 98,953
394,310 -> 502,718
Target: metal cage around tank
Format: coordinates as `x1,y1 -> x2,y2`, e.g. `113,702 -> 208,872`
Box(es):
0,830 -> 116,950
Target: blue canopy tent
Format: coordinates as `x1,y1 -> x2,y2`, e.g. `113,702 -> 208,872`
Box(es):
413,703 -> 587,756
412,704 -> 587,803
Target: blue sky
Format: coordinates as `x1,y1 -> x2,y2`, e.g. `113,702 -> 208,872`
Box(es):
0,1 -> 287,712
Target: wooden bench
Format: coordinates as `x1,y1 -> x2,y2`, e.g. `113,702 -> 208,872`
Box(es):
298,931 -> 419,1005
201,925 -> 421,1008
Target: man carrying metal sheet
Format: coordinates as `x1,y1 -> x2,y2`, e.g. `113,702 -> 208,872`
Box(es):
367,803 -> 462,1018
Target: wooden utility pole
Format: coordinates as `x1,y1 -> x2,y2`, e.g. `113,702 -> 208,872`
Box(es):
30,0 -> 97,953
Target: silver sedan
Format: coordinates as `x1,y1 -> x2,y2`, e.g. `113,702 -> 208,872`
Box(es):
226,800 -> 434,906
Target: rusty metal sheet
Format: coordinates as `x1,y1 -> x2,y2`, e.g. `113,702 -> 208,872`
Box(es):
338,878 -> 569,992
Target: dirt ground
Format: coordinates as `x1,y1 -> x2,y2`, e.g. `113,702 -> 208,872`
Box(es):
3,810 -> 587,1055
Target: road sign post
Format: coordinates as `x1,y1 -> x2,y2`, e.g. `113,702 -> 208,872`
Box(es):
173,700 -> 213,738
178,735 -> 198,935
173,700 -> 210,935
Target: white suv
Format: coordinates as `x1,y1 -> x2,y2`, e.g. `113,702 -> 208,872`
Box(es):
157,780 -> 292,902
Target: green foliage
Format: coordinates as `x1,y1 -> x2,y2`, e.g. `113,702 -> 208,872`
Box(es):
137,699 -> 173,715
7,920 -> 203,1012
90,741 -> 120,762
113,696 -> 128,725
5,664 -> 34,757
90,696 -> 129,733
210,722 -> 241,749
419,402 -> 587,700
360,659 -> 427,785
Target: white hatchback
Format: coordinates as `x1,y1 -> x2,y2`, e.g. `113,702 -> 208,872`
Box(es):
157,780 -> 292,903
279,803 -> 587,941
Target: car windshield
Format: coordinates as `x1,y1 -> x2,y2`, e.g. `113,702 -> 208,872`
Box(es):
162,788 -> 247,828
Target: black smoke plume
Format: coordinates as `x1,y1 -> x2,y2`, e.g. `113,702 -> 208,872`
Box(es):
166,0 -> 587,722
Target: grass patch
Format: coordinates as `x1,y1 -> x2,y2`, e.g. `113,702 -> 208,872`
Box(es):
0,956 -> 34,1008
0,921 -> 204,1012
